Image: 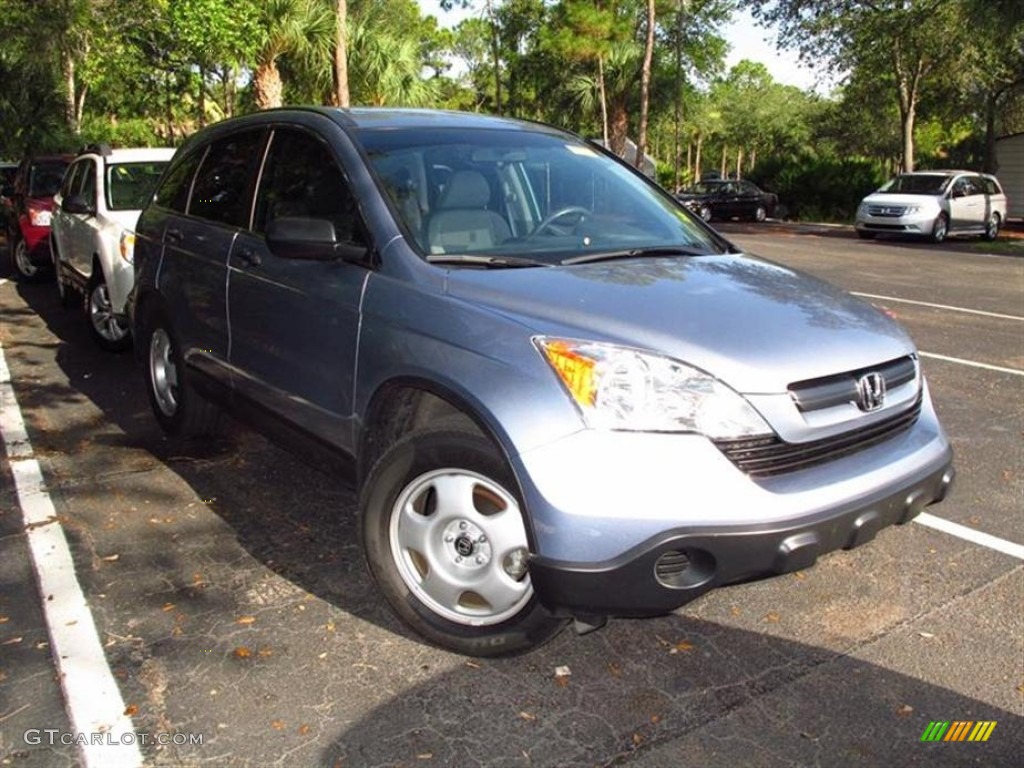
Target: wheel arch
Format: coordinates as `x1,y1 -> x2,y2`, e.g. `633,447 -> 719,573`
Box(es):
357,377 -> 537,544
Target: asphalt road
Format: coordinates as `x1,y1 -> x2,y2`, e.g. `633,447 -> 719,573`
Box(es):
1,224 -> 1021,767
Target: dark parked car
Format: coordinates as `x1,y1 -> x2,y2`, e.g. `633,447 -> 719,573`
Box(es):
129,108 -> 952,656
676,179 -> 778,222
4,153 -> 73,281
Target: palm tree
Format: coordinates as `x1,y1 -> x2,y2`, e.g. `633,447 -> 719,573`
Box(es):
347,22 -> 436,107
251,0 -> 334,110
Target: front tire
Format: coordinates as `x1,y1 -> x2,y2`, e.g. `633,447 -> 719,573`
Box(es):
930,214 -> 949,243
360,428 -> 567,656
87,275 -> 132,352
143,309 -> 219,438
753,205 -> 767,223
698,204 -> 713,222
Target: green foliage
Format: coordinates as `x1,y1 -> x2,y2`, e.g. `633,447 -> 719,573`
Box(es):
749,154 -> 885,222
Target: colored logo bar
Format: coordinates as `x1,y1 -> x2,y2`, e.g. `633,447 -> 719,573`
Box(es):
920,721 -> 997,742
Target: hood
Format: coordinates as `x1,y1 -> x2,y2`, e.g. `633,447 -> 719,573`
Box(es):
444,254 -> 914,394
861,192 -> 942,208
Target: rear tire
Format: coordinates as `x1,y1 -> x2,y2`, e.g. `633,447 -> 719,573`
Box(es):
11,238 -> 44,282
983,212 -> 1000,241
87,274 -> 132,352
360,428 -> 567,656
143,309 -> 220,438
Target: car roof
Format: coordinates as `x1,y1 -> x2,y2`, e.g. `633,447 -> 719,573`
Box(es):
78,147 -> 176,163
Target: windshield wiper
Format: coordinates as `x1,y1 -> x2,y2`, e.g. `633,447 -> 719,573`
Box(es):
561,246 -> 712,266
426,253 -> 552,268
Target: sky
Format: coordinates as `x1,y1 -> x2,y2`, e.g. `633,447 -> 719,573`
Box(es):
418,2 -> 833,94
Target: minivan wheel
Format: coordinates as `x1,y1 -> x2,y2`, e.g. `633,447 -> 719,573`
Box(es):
87,275 -> 131,352
930,214 -> 949,243
360,428 -> 567,656
983,212 -> 1000,241
144,311 -> 219,437
11,238 -> 43,282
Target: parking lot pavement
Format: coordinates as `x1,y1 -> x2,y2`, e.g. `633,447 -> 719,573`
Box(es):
1,226 -> 1022,767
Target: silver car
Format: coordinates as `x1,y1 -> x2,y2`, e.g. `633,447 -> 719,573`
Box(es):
129,109 -> 954,656
855,170 -> 1007,242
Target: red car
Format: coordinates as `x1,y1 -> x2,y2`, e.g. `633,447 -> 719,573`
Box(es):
4,154 -> 73,281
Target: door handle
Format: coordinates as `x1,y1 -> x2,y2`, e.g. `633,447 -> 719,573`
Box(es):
165,227 -> 183,244
237,247 -> 262,267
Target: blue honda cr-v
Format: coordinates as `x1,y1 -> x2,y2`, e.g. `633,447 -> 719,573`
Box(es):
129,108 -> 954,656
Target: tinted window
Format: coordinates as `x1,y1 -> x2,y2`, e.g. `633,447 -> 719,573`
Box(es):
107,161 -> 169,211
189,130 -> 265,227
59,162 -> 83,198
154,150 -> 204,214
28,161 -> 70,197
254,128 -> 363,244
77,160 -> 97,206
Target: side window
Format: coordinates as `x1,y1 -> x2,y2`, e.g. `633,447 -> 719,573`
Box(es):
253,128 -> 364,245
154,149 -> 204,214
77,160 -> 97,206
59,162 -> 82,198
189,130 -> 266,227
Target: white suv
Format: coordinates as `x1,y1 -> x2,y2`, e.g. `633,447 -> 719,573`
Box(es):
855,170 -> 1007,243
52,145 -> 174,350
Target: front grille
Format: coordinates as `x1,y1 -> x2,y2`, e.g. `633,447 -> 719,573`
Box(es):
714,394 -> 923,477
867,205 -> 905,217
789,356 -> 916,412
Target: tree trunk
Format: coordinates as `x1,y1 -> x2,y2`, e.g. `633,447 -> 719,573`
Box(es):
332,0 -> 350,107
694,133 -> 702,182
609,100 -> 629,157
598,56 -> 609,145
720,145 -> 727,178
254,60 -> 284,110
198,66 -> 207,127
983,91 -> 998,174
735,147 -> 743,180
487,0 -> 501,115
63,53 -> 80,135
634,0 -> 656,171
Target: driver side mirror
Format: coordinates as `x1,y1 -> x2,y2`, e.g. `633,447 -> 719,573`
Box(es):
63,193 -> 95,216
265,216 -> 368,262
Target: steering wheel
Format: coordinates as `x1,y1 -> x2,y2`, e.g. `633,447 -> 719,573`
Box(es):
527,206 -> 591,238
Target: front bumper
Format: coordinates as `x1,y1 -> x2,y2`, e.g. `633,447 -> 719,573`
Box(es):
528,456 -> 953,617
855,211 -> 937,236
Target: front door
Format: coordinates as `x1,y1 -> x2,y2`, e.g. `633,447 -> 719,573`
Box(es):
227,126 -> 371,454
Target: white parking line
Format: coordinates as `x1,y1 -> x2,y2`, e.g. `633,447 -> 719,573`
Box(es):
852,292 -> 1024,322
919,351 -> 1024,377
0,345 -> 142,768
914,512 -> 1024,560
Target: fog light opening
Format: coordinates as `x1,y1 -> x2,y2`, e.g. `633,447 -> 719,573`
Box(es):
654,549 -> 715,590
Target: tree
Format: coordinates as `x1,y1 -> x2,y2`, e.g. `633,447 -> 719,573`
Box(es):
332,0 -> 350,106
634,0 -> 656,168
250,0 -> 334,110
745,0 -> 967,172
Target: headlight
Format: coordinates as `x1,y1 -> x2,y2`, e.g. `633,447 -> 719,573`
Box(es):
902,205 -> 920,214
534,337 -> 771,438
119,231 -> 135,263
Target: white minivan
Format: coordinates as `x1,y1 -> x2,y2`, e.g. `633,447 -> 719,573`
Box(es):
855,170 -> 1007,243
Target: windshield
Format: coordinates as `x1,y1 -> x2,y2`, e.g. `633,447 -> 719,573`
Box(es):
685,182 -> 728,195
359,127 -> 722,265
879,174 -> 952,195
28,161 -> 70,197
106,161 -> 169,211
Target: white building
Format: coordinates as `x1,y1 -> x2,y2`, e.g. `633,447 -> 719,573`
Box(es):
995,132 -> 1024,220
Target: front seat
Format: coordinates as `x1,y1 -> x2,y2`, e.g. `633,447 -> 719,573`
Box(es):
426,170 -> 511,253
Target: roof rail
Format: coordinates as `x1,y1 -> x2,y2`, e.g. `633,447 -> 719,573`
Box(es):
78,142 -> 112,157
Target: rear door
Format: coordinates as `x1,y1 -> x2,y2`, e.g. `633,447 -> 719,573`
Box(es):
226,125 -> 372,453
153,129 -> 266,387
